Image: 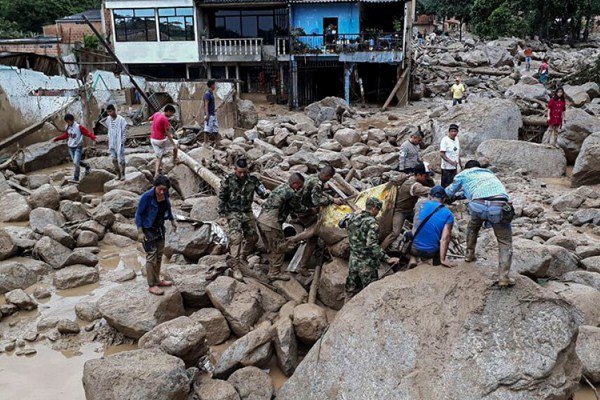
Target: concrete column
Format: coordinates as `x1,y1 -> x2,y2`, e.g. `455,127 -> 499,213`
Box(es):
207,65 -> 212,79
291,57 -> 298,109
185,65 -> 190,80
225,65 -> 229,79
344,63 -> 354,105
279,64 -> 284,94
235,64 -> 241,94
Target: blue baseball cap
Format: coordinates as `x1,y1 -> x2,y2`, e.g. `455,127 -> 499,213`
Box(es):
430,185 -> 448,199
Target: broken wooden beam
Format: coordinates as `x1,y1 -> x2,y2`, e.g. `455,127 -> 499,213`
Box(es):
522,116 -> 549,127
308,263 -> 322,305
176,150 -> 222,192
466,68 -> 512,76
331,174 -> 360,197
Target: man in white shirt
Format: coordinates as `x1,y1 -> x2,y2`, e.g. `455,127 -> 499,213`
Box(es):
106,104 -> 128,180
439,124 -> 461,188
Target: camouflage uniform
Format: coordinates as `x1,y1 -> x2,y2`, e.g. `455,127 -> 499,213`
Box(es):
340,199 -> 389,296
257,183 -> 305,276
218,173 -> 267,259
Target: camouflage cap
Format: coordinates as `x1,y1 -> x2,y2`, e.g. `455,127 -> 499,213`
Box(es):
365,197 -> 383,210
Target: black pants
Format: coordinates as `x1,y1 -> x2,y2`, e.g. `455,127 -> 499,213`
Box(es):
441,169 -> 457,188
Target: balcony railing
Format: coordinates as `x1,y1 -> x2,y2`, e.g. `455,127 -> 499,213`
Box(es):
200,38 -> 263,57
276,33 -> 403,56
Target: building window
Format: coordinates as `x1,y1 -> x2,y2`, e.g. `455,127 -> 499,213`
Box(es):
158,8 -> 195,41
211,8 -> 288,44
114,9 -> 157,42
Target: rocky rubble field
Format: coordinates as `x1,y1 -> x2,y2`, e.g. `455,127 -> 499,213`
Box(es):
1,36 -> 600,399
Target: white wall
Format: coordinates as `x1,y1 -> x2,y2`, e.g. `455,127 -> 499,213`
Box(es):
106,0 -> 200,64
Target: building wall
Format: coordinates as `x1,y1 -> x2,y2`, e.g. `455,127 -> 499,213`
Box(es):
291,3 -> 360,35
43,21 -> 103,45
105,0 -> 200,64
0,43 -> 60,57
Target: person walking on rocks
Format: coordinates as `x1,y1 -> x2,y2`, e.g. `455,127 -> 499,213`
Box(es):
203,79 -> 219,145
149,105 -> 178,178
450,76 -> 467,106
105,104 -> 128,180
339,197 -> 399,302
381,163 -> 434,251
538,58 -> 549,84
257,173 -> 306,281
136,175 -> 178,295
52,113 -> 96,183
409,186 -> 455,268
398,129 -> 423,173
524,46 -> 533,71
440,124 -> 461,188
445,160 -> 515,287
218,158 -> 269,276
544,87 -> 566,148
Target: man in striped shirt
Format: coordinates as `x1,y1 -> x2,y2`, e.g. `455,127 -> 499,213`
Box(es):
398,130 -> 423,173
445,161 -> 515,287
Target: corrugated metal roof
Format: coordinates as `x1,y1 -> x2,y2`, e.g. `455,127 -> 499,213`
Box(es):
56,9 -> 102,23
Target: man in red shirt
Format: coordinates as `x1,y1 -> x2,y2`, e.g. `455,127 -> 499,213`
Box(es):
148,105 -> 178,178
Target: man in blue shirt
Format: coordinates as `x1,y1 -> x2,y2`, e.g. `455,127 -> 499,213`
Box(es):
136,175 -> 178,295
410,186 -> 455,268
445,160 -> 514,287
203,79 -> 218,146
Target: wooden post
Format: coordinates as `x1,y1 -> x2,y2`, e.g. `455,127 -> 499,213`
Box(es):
176,150 -> 222,192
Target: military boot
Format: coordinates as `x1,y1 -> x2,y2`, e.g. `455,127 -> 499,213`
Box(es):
267,265 -> 290,281
497,248 -> 515,287
464,230 -> 478,262
113,158 -> 122,180
119,163 -> 126,181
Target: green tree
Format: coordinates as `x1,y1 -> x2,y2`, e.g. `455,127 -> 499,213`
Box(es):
0,0 -> 101,36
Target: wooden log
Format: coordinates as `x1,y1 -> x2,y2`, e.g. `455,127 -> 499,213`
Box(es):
176,150 -> 222,192
466,68 -> 512,76
522,116 -> 549,127
7,180 -> 32,195
308,263 -> 322,305
331,174 -> 359,197
345,168 -> 356,182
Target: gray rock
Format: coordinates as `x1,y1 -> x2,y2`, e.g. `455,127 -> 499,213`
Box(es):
3,226 -> 38,251
26,174 -> 51,189
227,366 -> 274,400
273,277 -> 308,304
29,184 -> 60,210
29,207 -> 66,234
277,265 -> 581,400
83,349 -> 190,400
0,191 -> 30,222
43,225 -> 75,249
477,140 -> 566,177
5,288 -> 37,310
236,98 -> 258,129
274,316 -> 298,376
576,325 -> 600,383
190,196 -> 220,222
333,128 -> 361,147
106,268 -> 136,282
562,270 -> 600,292
16,141 -> 69,173
551,192 -> 585,212
305,97 -> 349,125
0,230 -> 17,261
75,300 -> 102,322
165,223 -> 225,262
292,303 -> 328,345
573,132 -> 600,187
110,222 -> 138,241
32,236 -> 71,269
101,190 -> 139,218
558,109 -> 600,163
572,208 -> 600,226
190,308 -> 230,346
564,83 -> 599,107
103,171 -> 151,195
504,83 -> 549,101
512,238 -> 578,278
0,258 -> 49,294
97,281 -> 185,339
546,281 -> 600,326
139,316 -> 208,367
162,263 -> 212,308
92,204 -> 116,228
582,256 -> 600,272
168,164 -> 202,199
577,245 -> 600,259
59,200 -> 89,222
432,99 -> 522,154
194,378 -> 240,400
78,169 -> 116,193
318,257 -> 347,310
77,230 -> 98,247
57,319 -> 80,334
53,265 -> 99,290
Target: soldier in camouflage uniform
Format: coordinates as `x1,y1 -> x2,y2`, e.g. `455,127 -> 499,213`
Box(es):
257,173 -> 306,280
218,158 -> 268,270
339,197 -> 399,302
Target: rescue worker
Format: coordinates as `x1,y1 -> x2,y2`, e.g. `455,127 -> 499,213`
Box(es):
218,158 -> 268,276
445,160 -> 515,287
381,162 -> 434,251
257,173 -> 306,281
339,197 -> 399,302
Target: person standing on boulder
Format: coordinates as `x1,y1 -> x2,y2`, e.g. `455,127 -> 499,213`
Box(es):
105,104 -> 128,181
148,105 -> 178,178
339,197 -> 399,302
538,58 -> 549,85
440,124 -> 461,188
257,173 -> 306,281
203,79 -> 219,146
523,46 -> 533,71
136,175 -> 178,296
52,113 -> 96,183
544,87 -> 566,148
450,76 -> 466,106
218,158 -> 269,278
398,129 -> 424,173
445,160 -> 515,287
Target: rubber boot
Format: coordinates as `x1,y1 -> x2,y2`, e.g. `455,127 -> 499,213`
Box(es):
119,163 -> 126,181
497,247 -> 515,287
465,230 -> 478,262
113,159 -> 122,180
267,264 -> 289,281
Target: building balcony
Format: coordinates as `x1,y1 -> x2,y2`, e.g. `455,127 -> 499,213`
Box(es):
276,33 -> 405,63
199,38 -> 264,62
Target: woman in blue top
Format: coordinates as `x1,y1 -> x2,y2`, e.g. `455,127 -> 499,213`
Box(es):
135,175 -> 178,295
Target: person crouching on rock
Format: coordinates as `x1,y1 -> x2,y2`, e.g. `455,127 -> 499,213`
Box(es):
52,113 -> 97,183
135,175 -> 178,295
339,197 -> 399,303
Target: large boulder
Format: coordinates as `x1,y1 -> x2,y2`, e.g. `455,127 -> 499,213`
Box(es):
0,230 -> 17,261
29,183 -> 60,210
236,98 -> 258,129
77,170 -> 116,193
576,325 -> 600,383
16,141 -> 69,173
162,263 -> 212,308
333,128 -> 361,147
432,99 -> 522,154
504,83 -> 549,101
0,258 -> 50,294
0,190 -> 30,222
512,239 -> 578,278
190,196 -> 220,222
53,265 -> 99,290
292,303 -> 328,345
564,83 -> 599,107
59,200 -> 89,222
97,281 -> 185,339
3,226 -> 38,251
29,207 -> 66,234
139,316 -> 208,367
459,49 -> 488,67
5,288 -> 37,310
483,45 -> 513,67
227,366 -> 274,400
277,265 -> 581,400
194,379 -> 240,400
572,132 -> 600,187
190,307 -> 231,345
104,171 -> 152,195
101,190 -> 139,218
206,276 -> 262,337
168,164 -> 202,199
274,316 -> 298,376
558,108 -> 600,163
32,236 -> 71,269
305,97 -> 349,125
545,281 -> 600,326
82,349 -> 190,400
476,140 -> 566,177
164,222 -> 225,262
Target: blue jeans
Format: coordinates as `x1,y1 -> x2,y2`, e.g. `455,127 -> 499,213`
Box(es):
68,146 -> 90,180
452,98 -> 463,106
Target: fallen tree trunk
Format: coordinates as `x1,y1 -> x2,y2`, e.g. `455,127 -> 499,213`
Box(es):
522,116 -> 549,127
331,174 -> 359,197
466,68 -> 512,76
176,150 -> 222,192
